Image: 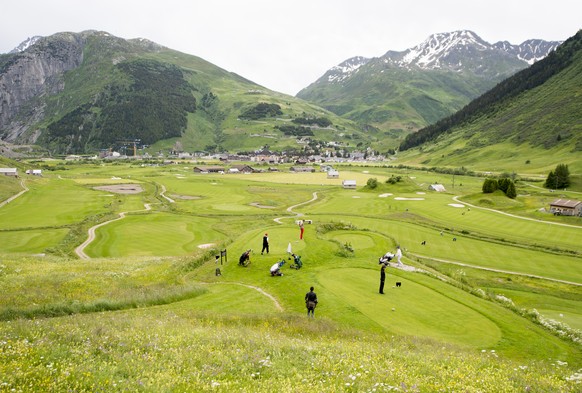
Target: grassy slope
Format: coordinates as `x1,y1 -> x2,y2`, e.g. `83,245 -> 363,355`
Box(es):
297,58 -> 512,137
397,41 -> 582,175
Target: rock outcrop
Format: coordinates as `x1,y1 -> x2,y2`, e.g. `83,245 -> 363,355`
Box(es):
0,33 -> 85,142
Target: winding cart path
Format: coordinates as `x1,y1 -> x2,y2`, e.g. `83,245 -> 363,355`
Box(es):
75,203 -> 152,259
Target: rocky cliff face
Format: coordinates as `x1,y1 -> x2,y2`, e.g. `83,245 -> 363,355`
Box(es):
0,33 -> 85,142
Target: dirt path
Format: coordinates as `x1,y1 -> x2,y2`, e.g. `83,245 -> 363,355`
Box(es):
159,184 -> 175,203
409,252 -> 582,287
206,282 -> 284,311
0,179 -> 28,208
273,192 -> 318,224
452,196 -> 582,229
75,203 -> 152,259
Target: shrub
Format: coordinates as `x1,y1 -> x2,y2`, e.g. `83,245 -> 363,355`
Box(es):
239,103 -> 282,120
366,178 -> 378,189
482,178 -> 498,193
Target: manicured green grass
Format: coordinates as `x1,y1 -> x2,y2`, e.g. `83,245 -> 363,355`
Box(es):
320,267 -> 503,347
84,212 -> 227,257
0,228 -> 69,253
0,177 -> 112,229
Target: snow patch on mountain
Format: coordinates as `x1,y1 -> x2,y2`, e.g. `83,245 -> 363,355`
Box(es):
493,39 -> 561,65
9,36 -> 43,53
317,30 -> 562,86
400,30 -> 489,69
327,56 -> 370,82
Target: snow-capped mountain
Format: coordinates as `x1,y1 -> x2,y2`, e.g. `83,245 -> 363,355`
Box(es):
296,30 -> 563,133
326,56 -> 371,83
306,30 -> 561,86
493,39 -> 560,64
9,36 -> 43,53
387,30 -> 561,70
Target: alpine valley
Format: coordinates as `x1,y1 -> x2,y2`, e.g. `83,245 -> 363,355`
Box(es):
0,29 -> 581,175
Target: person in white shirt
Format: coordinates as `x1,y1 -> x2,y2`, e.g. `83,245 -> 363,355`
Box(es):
395,246 -> 403,266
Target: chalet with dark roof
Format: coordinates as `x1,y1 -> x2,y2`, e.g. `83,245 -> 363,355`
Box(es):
549,199 -> 582,216
193,166 -> 225,173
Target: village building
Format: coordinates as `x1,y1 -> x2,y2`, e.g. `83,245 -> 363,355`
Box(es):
193,166 -> 225,173
0,168 -> 18,177
25,169 -> 43,176
251,154 -> 281,164
428,184 -> 446,192
290,166 -> 315,173
327,170 -> 340,179
229,164 -> 256,174
549,199 -> 582,216
342,180 -> 357,189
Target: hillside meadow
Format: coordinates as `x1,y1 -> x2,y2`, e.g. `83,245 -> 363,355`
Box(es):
0,160 -> 581,392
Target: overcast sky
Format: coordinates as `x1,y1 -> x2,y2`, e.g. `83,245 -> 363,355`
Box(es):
1,0 -> 580,95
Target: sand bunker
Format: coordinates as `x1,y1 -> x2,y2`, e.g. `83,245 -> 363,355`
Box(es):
379,193 -> 393,198
352,196 -> 361,198
448,203 -> 466,208
93,184 -> 143,194
198,243 -> 216,249
416,192 -> 426,195
394,197 -> 424,201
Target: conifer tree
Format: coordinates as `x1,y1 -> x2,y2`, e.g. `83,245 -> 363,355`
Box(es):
506,181 -> 517,199
544,164 -> 570,189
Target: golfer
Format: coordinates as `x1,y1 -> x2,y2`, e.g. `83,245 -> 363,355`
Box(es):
395,246 -> 403,266
379,262 -> 387,294
305,286 -> 318,317
261,233 -> 269,254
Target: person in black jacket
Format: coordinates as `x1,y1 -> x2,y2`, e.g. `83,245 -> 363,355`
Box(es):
379,262 -> 387,294
239,249 -> 251,266
305,286 -> 318,317
261,233 -> 269,254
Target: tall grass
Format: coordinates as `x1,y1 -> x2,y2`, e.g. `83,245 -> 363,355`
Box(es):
1,311 -> 579,392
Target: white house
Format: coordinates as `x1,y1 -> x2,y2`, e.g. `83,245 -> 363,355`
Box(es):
342,180 -> 357,189
327,170 -> 339,179
26,169 -> 42,176
428,184 -> 446,192
0,168 -> 18,177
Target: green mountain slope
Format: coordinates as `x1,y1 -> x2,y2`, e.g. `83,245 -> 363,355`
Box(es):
0,31 -> 370,155
399,30 -> 582,173
298,60 -> 495,130
296,31 -> 553,146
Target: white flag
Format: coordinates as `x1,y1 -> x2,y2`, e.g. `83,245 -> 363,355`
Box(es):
287,242 -> 292,254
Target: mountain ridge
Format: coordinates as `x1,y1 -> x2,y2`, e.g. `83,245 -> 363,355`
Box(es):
0,30 -> 369,156
397,29 -> 582,173
296,30 -> 561,141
